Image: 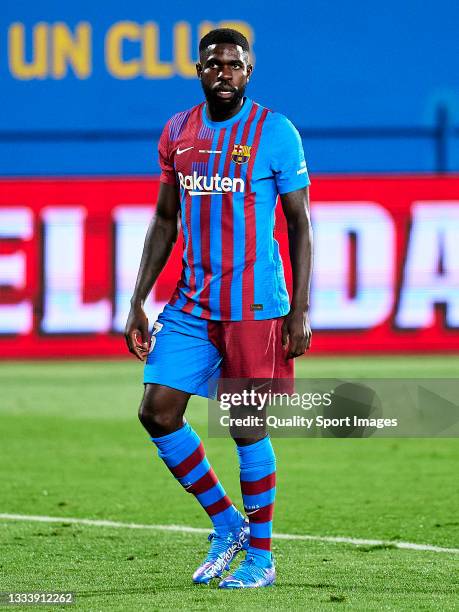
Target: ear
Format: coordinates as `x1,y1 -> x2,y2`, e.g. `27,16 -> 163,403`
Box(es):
247,63 -> 253,82
196,62 -> 203,79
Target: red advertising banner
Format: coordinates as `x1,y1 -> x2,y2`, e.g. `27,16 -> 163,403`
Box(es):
0,175 -> 458,357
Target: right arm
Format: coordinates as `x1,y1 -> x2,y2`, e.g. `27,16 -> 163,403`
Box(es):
124,182 -> 180,360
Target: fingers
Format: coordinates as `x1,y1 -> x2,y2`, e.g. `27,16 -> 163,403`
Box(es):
139,321 -> 150,351
287,341 -> 305,359
281,320 -> 289,350
135,330 -> 150,361
124,307 -> 150,361
286,332 -> 310,359
127,329 -> 149,361
284,316 -> 312,359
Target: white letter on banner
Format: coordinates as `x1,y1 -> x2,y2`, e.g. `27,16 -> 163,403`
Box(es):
0,208 -> 33,334
41,207 -> 111,333
112,206 -> 165,332
396,203 -> 459,328
310,203 -> 394,329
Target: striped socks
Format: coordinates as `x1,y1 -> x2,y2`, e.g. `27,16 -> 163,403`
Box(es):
237,436 -> 276,565
151,422 -> 241,533
151,425 -> 276,563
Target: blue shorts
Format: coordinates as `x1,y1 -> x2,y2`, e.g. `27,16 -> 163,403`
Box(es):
144,304 -> 293,398
144,305 -> 222,397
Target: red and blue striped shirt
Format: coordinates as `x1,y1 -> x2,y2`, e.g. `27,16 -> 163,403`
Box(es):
159,98 -> 309,321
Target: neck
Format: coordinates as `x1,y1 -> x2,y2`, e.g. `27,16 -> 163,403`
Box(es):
205,97 -> 245,122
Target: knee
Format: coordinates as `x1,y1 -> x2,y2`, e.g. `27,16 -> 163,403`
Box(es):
138,387 -> 182,436
233,435 -> 267,447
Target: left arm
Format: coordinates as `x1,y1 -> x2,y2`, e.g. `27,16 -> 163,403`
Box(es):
280,186 -> 313,358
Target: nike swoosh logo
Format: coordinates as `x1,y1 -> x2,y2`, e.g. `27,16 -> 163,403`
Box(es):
250,381 -> 271,393
176,146 -> 193,155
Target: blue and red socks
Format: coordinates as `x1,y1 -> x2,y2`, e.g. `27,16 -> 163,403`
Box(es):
151,424 -> 276,564
237,436 -> 276,566
151,422 -> 241,533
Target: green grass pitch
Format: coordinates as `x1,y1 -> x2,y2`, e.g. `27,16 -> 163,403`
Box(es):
1,356 -> 458,610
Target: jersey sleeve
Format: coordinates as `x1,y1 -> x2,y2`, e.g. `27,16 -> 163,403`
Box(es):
270,113 -> 310,194
158,121 -> 176,185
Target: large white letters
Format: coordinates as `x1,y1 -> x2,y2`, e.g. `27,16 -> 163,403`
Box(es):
2,198 -> 458,337
311,203 -> 394,329
41,207 -> 111,333
396,203 -> 459,328
112,206 -> 164,332
0,208 -> 33,334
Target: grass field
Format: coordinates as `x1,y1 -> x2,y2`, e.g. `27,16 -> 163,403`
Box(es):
1,356 -> 458,611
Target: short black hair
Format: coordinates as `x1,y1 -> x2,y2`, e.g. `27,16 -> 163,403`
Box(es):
199,28 -> 250,60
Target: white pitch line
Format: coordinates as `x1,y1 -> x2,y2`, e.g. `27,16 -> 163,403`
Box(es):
0,513 -> 458,555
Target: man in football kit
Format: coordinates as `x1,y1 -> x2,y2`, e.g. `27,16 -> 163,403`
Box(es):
125,28 -> 313,588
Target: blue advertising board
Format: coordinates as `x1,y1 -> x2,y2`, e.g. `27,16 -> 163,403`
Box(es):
1,1 -> 458,174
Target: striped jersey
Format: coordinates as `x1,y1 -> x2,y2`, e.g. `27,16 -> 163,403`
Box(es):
159,97 -> 310,321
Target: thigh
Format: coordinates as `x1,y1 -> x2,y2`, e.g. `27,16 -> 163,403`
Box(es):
144,305 -> 223,398
141,383 -> 190,412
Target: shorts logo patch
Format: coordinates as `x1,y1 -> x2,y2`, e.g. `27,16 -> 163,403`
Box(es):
250,304 -> 263,311
149,321 -> 163,353
231,143 -> 251,164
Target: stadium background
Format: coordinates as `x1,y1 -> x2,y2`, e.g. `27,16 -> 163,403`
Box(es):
1,1 -> 459,356
1,4 -> 459,610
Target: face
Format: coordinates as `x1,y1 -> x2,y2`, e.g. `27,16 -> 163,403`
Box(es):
196,43 -> 253,111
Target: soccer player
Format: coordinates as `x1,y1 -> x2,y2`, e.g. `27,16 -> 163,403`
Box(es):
125,28 -> 312,589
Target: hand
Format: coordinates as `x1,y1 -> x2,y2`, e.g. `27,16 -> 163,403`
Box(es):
281,310 -> 312,359
124,304 -> 150,361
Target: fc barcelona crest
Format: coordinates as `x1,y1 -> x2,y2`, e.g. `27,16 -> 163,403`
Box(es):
231,143 -> 251,164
